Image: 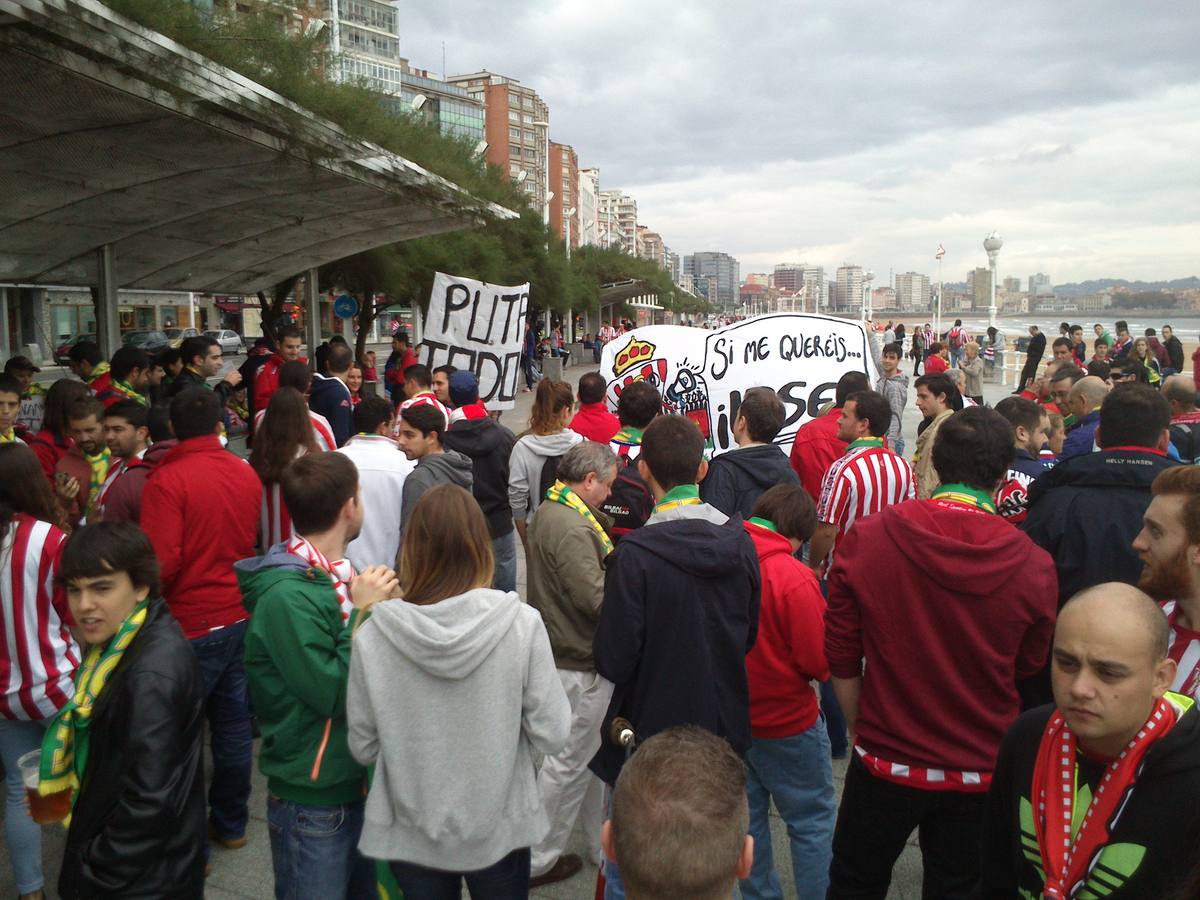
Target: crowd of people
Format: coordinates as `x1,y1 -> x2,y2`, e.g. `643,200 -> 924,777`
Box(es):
2,314 -> 1200,899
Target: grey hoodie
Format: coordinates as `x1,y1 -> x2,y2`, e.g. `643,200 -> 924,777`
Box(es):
346,589 -> 570,870
399,449 -> 474,543
870,330 -> 909,448
508,429 -> 584,522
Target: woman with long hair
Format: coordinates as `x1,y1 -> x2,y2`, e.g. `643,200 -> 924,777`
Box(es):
508,378 -> 582,550
249,387 -> 320,549
24,378 -> 91,486
0,443 -> 80,900
1131,336 -> 1162,386
347,484 -> 568,897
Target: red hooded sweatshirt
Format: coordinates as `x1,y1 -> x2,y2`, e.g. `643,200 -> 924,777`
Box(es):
789,406 -> 845,504
569,402 -> 620,444
743,521 -> 828,738
825,497 -> 1057,784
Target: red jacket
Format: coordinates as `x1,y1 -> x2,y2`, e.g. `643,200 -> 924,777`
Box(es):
140,435 -> 262,638
570,402 -> 620,444
96,440 -> 176,524
826,498 -> 1057,779
25,430 -> 71,485
925,354 -> 949,374
789,406 -> 846,504
253,353 -> 307,415
743,522 -> 827,738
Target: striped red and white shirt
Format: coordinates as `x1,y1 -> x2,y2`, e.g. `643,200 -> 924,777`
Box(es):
392,391 -> 450,439
817,442 -> 915,560
260,482 -> 295,552
1162,600 -> 1200,699
0,514 -> 80,720
253,408 -> 336,453
854,745 -> 989,792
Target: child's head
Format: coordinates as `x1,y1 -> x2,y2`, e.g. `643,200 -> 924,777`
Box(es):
0,375 -> 21,433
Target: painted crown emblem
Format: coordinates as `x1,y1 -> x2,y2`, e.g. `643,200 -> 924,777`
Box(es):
613,336 -> 656,376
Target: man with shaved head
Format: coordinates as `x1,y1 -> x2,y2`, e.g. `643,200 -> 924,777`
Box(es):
982,583 -> 1200,898
1164,374 -> 1200,464
1058,375 -> 1109,460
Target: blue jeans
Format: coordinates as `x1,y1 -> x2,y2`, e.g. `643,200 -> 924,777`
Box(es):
267,796 -> 373,900
492,530 -> 517,594
740,721 -> 837,900
389,847 -> 530,900
0,719 -> 47,894
191,619 -> 253,839
819,680 -> 848,758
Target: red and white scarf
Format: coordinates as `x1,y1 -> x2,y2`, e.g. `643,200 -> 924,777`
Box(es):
448,401 -> 489,425
287,535 -> 356,622
1032,693 -> 1187,899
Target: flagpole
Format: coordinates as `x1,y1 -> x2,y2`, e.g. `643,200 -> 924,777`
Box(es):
936,253 -> 943,338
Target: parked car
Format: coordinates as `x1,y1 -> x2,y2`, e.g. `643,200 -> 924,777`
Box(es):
122,330 -> 171,353
164,327 -> 199,348
205,329 -> 245,355
54,333 -> 96,365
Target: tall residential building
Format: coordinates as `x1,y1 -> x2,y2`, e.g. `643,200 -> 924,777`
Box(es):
746,273 -> 770,286
834,264 -> 864,313
400,67 -> 485,142
967,267 -> 993,310
637,227 -> 667,270
895,272 -> 931,310
448,71 -> 550,211
1028,273 -> 1054,296
1002,276 -> 1022,294
773,264 -> 805,292
666,250 -> 680,284
598,191 -> 638,254
321,0 -> 406,96
577,167 -> 600,247
549,142 -> 579,248
683,252 -> 740,310
801,265 -> 825,311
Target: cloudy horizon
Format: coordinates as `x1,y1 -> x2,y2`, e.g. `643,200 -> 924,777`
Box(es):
399,2 -> 1200,285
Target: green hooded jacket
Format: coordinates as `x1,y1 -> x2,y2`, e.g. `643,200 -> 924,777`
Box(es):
236,545 -> 365,805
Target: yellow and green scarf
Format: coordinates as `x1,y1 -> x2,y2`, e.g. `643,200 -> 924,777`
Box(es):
109,378 -> 148,406
545,480 -> 613,556
86,361 -> 110,388
40,599 -> 149,808
84,449 -> 111,516
654,483 -> 703,515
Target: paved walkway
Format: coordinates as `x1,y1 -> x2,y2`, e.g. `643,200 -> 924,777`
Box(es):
0,356 -> 1020,898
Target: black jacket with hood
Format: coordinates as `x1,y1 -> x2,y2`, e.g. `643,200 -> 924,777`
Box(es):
589,515 -> 761,785
981,698 -> 1200,899
1022,448 -> 1177,607
699,443 -> 799,519
444,417 -> 518,538
59,599 -> 206,899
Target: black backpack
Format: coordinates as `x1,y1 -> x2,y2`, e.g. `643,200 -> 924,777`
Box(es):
1171,423 -> 1199,465
538,454 -> 563,501
600,456 -> 653,541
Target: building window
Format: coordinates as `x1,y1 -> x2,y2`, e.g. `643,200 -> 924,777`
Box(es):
524,148 -> 536,158
509,146 -> 521,158
508,92 -> 519,108
509,110 -> 520,123
509,126 -> 520,140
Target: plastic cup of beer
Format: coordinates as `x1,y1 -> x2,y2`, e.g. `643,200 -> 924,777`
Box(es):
17,750 -> 71,824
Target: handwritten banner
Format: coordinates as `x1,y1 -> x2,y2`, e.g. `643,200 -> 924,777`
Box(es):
599,314 -> 879,454
420,272 -> 529,410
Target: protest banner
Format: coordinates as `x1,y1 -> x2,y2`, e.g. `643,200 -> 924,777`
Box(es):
419,272 -> 529,410
599,314 -> 880,454
18,394 -> 44,434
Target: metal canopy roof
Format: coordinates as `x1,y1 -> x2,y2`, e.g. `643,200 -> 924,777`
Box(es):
0,0 -> 516,294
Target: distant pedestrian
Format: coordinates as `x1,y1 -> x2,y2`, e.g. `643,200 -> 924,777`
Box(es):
254,326 -> 305,413
309,342 -> 355,447
509,379 -> 582,551
569,372 -> 620,444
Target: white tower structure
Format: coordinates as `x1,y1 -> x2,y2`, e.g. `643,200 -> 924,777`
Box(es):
984,232 -> 1004,328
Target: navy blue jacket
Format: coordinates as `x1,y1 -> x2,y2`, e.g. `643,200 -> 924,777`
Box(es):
1023,448 -> 1177,606
700,443 -> 800,519
1058,409 -> 1100,461
589,516 -> 761,785
308,373 -> 353,448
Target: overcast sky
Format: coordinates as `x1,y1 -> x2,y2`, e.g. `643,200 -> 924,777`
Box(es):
399,2 -> 1200,285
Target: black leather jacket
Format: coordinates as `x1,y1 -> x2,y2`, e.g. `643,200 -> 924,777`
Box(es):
59,599 -> 206,899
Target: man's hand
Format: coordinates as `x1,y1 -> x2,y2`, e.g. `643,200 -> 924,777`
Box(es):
222,370 -> 243,387
55,473 -> 80,503
351,566 -> 399,611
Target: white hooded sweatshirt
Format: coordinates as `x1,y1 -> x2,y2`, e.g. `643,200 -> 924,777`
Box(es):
347,588 -> 570,870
